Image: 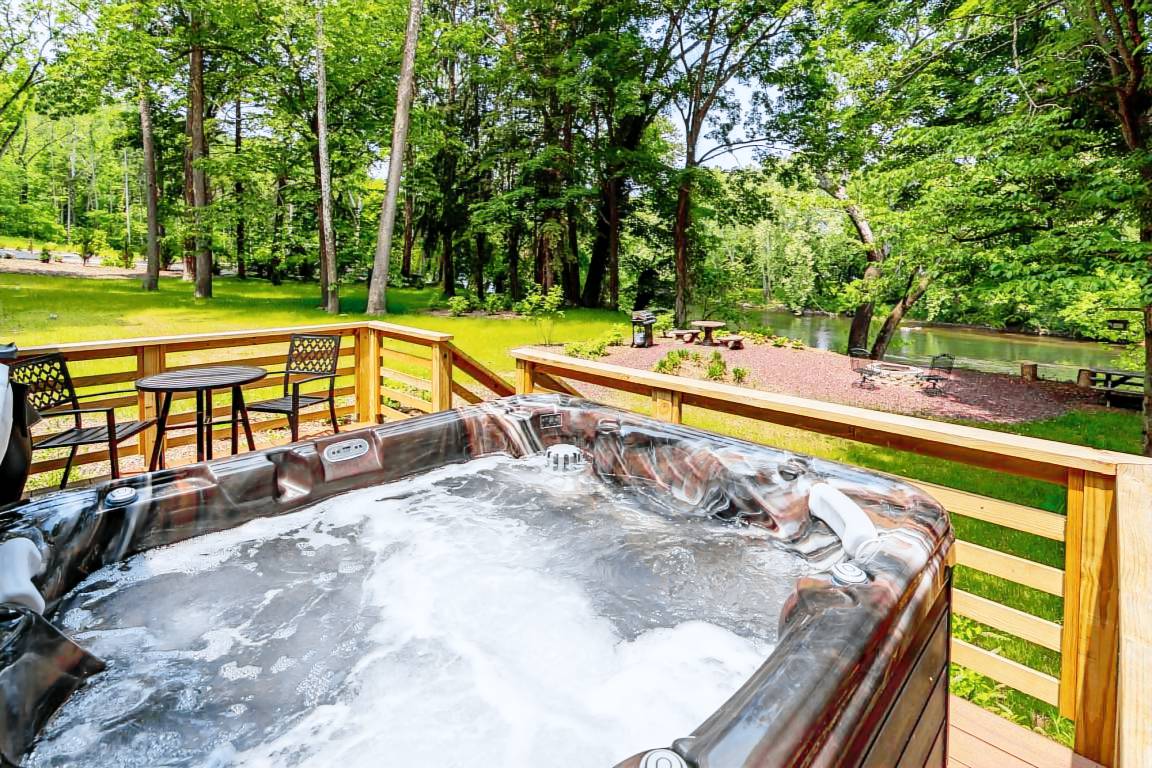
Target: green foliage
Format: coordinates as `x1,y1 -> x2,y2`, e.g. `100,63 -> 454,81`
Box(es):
484,293 -> 511,313
564,325 -> 628,359
446,296 -> 472,316
653,311 -> 675,337
732,367 -> 748,384
515,285 -> 566,345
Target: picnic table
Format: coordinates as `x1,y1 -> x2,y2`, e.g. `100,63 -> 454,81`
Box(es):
690,320 -> 726,346
1079,367 -> 1144,408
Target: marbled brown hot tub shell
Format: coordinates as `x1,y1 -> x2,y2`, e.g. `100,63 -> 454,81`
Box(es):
0,395 -> 952,768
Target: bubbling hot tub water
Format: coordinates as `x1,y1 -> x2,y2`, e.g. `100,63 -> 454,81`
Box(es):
27,454 -> 806,768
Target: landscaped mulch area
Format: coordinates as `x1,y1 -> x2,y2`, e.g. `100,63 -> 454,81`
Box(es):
598,341 -> 1100,424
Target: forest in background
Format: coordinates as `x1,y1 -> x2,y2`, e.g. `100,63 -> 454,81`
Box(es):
2,0 -> 1151,361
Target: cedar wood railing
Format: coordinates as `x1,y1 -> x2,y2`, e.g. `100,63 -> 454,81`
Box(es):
11,326 -> 1150,766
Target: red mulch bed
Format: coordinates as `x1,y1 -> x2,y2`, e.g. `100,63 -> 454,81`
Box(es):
598,342 -> 1101,424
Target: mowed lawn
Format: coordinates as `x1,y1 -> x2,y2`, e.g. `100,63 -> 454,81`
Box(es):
3,270 -> 1144,744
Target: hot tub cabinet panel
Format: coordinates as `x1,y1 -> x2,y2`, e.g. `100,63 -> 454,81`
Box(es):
0,395 -> 953,768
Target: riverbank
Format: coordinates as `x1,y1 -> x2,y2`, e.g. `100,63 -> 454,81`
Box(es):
599,342 -> 1101,424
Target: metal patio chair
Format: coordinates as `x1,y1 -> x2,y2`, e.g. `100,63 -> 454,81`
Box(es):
247,334 -> 341,441
918,353 -> 955,395
849,347 -> 880,388
9,353 -> 154,489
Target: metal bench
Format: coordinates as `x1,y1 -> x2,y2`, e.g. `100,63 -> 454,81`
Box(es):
849,348 -> 880,388
917,353 -> 955,395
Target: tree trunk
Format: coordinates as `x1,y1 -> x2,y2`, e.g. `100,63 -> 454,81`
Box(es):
189,27 -> 212,299
819,175 -> 882,351
869,272 -> 932,360
234,98 -> 246,279
182,109 -> 195,282
672,176 -> 692,327
367,0 -> 423,314
441,227 -> 455,296
314,2 -> 339,314
271,172 -> 287,285
508,221 -> 522,300
401,192 -> 414,279
473,231 -> 488,296
140,91 -> 161,291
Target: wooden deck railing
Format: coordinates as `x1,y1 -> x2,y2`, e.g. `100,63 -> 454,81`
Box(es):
13,327 -> 1150,766
15,320 -> 513,484
511,347 -> 1152,768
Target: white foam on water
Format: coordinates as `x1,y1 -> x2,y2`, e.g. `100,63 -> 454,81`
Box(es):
28,455 -> 802,768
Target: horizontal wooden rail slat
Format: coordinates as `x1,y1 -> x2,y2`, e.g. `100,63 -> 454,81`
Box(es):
379,403 -> 413,421
379,367 -> 433,391
900,478 -> 1067,541
954,589 -> 1063,651
533,371 -> 583,397
380,346 -> 432,366
511,348 -> 1151,481
70,370 -> 141,388
955,540 -> 1065,596
951,638 -> 1060,706
379,385 -> 433,412
162,387 -> 355,427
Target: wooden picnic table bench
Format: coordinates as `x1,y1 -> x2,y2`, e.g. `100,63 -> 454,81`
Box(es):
1078,367 -> 1144,408
670,329 -> 701,343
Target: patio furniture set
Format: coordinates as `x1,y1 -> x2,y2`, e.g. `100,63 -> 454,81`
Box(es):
850,348 -> 955,393
8,333 -> 343,489
632,312 -> 745,350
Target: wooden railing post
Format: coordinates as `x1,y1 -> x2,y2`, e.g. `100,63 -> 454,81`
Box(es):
515,359 -> 535,394
1064,469 -> 1120,766
652,387 -> 682,423
1115,462 -> 1152,768
355,326 -> 381,424
430,341 -> 454,411
136,344 -> 165,460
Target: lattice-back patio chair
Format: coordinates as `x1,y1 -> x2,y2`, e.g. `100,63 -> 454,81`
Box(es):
247,334 -> 341,441
918,353 -> 955,395
9,353 -> 155,489
849,347 -> 879,388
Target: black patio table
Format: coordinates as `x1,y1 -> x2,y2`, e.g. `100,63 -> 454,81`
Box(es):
136,365 -> 267,470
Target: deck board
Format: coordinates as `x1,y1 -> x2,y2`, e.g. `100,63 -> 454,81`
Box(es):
947,696 -> 1102,768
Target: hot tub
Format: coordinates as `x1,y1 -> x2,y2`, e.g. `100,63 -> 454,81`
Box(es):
0,395 -> 952,768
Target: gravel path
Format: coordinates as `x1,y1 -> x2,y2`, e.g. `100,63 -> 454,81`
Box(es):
600,341 -> 1100,423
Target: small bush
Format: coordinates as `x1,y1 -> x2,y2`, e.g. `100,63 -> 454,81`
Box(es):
39,248 -> 51,264
705,360 -> 727,380
732,367 -> 749,384
653,312 -> 675,337
689,351 -> 702,363
515,285 -> 566,345
653,352 -> 682,375
447,296 -> 472,316
771,336 -> 788,347
788,338 -> 806,349
484,293 -> 511,313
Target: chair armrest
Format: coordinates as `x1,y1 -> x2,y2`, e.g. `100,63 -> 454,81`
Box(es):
290,373 -> 335,384
42,406 -> 116,417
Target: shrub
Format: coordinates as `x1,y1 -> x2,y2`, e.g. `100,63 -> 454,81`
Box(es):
484,293 -> 511,313
39,248 -> 51,264
653,312 -> 675,337
771,336 -> 789,347
604,325 -> 627,346
515,285 -> 565,345
732,367 -> 749,384
447,296 -> 472,316
564,339 -> 608,359
653,352 -> 682,375
705,360 -> 727,380
788,338 -> 806,349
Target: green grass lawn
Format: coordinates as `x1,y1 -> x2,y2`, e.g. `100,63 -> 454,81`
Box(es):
4,270 -> 1141,746
0,272 -> 626,375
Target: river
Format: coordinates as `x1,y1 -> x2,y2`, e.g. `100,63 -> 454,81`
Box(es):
745,309 -> 1129,381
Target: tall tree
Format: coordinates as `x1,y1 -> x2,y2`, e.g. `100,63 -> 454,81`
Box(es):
367,0 -> 423,314
314,0 -> 338,313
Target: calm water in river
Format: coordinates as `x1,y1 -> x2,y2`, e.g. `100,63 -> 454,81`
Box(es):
744,310 -> 1127,380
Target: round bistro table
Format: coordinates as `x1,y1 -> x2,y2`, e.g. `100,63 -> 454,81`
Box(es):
690,320 -> 727,346
136,365 -> 267,470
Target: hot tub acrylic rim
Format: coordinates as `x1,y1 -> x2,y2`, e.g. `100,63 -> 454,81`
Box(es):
0,394 -> 953,768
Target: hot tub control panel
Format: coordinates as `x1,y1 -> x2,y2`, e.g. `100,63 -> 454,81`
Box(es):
322,438 -> 371,463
